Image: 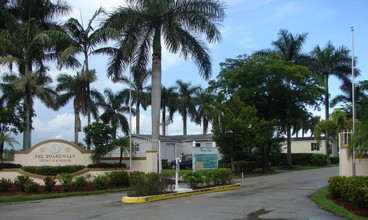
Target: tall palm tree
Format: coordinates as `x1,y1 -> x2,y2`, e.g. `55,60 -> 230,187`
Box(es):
175,80 -> 201,135
310,41 -> 353,161
58,7 -> 118,125
196,89 -> 216,134
160,86 -> 178,135
104,0 -> 226,142
56,71 -> 103,143
1,70 -> 57,149
98,88 -> 134,139
0,0 -> 70,149
117,67 -> 151,135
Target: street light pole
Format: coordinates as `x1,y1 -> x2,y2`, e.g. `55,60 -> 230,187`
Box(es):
351,26 -> 356,177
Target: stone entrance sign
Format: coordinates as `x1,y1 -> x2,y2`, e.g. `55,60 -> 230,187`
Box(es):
14,139 -> 93,166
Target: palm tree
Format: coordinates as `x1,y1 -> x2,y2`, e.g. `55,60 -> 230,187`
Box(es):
196,89 -> 216,134
98,88 -> 134,139
310,41 -> 353,162
1,70 -> 57,150
0,1 -> 70,149
117,67 -> 151,135
0,131 -> 19,165
104,0 -> 226,142
175,80 -> 201,135
56,71 -> 103,143
58,7 -> 118,125
160,86 -> 178,135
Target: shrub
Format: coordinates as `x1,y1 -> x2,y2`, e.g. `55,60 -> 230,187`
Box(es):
22,165 -> 85,175
14,175 -> 32,191
330,157 -> 339,164
310,154 -> 327,166
24,181 -> 39,193
74,176 -> 89,191
233,161 -> 256,174
182,171 -> 203,189
0,163 -> 22,169
43,176 -> 56,191
59,173 -> 75,192
93,175 -> 109,190
87,163 -> 126,168
328,176 -> 368,208
107,171 -> 130,187
128,172 -> 173,196
0,178 -> 12,192
355,187 -> 368,208
213,168 -> 233,185
182,169 -> 234,189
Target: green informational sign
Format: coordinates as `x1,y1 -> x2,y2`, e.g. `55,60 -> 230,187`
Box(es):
194,154 -> 218,170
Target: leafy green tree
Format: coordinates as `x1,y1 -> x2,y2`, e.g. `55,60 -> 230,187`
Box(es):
210,53 -> 324,169
258,29 -> 309,167
175,80 -> 201,135
56,71 -> 103,143
83,122 -> 115,164
211,93 -> 277,171
310,41 -> 354,162
104,0 -> 226,142
117,67 -> 151,135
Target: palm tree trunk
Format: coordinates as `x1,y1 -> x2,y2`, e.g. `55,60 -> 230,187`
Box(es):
287,125 -> 292,167
203,119 -> 208,134
183,113 -> 187,135
151,28 -> 162,143
74,112 -> 79,143
24,80 -> 32,150
162,107 -> 166,135
325,75 -> 330,164
136,102 -> 140,135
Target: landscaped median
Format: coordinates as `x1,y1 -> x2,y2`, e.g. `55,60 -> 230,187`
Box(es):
122,183 -> 242,203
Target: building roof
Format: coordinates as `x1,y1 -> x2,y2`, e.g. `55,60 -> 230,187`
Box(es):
131,134 -> 213,143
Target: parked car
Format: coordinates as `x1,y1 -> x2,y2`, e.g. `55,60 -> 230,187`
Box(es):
168,154 -> 192,169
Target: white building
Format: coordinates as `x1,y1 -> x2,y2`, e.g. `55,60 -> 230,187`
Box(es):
281,137 -> 339,157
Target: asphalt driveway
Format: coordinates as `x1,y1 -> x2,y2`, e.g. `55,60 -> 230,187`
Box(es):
0,166 -> 344,220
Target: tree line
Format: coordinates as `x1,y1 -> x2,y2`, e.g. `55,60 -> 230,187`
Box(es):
1,1 -> 367,170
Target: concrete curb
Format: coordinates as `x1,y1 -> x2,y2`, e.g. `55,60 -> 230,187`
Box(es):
121,183 -> 242,204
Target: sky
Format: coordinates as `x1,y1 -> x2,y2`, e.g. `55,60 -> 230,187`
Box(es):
6,0 -> 368,150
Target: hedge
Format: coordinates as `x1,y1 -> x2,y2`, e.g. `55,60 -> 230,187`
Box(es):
21,165 -> 86,175
328,176 -> 368,208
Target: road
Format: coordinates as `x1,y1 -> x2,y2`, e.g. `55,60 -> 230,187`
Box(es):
0,167 -> 344,220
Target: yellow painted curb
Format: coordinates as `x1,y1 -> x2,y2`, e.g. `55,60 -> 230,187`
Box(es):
122,183 -> 242,204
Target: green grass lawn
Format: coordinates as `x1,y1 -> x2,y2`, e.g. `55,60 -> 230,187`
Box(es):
0,188 -> 128,203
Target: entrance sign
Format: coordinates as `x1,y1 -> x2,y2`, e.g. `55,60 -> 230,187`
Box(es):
14,139 -> 93,166
192,146 -> 218,170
